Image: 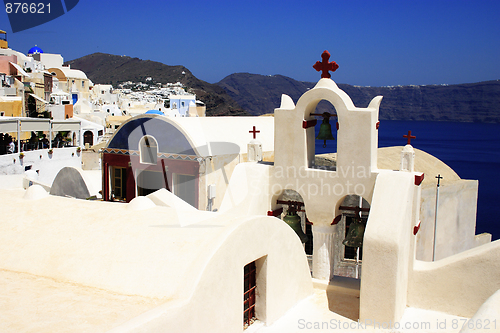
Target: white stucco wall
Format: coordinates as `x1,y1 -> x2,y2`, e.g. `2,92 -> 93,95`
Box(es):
0,187 -> 312,332
409,240 -> 500,317
418,179 -> 484,261
0,147 -> 81,185
109,215 -> 313,332
360,170 -> 419,324
199,153 -> 240,211
460,289 -> 500,333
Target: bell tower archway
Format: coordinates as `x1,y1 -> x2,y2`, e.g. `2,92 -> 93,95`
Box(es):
270,51 -> 383,281
333,194 -> 370,279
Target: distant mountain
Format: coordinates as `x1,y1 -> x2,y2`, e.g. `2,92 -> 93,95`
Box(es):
65,53 -> 500,122
217,73 -> 500,123
65,53 -> 248,116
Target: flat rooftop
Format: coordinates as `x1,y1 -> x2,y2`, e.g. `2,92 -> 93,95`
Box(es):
0,269 -> 163,333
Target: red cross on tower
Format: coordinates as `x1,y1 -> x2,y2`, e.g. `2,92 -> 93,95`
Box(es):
249,126 -> 260,139
403,130 -> 416,145
313,50 -> 339,79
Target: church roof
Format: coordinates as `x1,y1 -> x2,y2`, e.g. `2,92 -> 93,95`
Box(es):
28,46 -> 43,54
145,109 -> 164,115
317,146 -> 461,187
106,114 -> 274,157
48,67 -> 88,80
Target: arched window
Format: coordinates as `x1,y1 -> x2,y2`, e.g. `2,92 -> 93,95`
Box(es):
139,135 -> 158,164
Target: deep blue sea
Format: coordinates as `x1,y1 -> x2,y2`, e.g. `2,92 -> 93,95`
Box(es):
315,120 -> 500,241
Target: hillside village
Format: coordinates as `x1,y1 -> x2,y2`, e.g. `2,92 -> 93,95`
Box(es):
1,32 -> 499,333
0,36 -> 207,148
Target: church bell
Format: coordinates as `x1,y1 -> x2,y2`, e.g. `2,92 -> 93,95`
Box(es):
342,218 -> 365,248
316,117 -> 335,148
283,209 -> 308,244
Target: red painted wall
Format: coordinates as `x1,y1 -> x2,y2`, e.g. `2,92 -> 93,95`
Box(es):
102,153 -> 200,206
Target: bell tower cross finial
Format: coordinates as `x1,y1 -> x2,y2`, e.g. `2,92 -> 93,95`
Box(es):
403,130 -> 416,145
313,50 -> 339,79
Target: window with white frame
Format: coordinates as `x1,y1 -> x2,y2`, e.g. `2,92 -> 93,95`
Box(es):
139,135 -> 158,165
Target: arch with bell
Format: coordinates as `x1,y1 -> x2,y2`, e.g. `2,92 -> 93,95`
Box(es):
270,77 -> 382,281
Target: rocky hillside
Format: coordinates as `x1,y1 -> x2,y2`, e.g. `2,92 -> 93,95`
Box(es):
65,53 -> 248,116
217,73 -> 500,123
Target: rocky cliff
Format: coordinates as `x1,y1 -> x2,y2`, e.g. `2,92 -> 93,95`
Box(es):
217,73 -> 500,123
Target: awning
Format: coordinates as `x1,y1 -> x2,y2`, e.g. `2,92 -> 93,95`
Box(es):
0,117 -> 52,132
20,118 -> 50,132
9,62 -> 31,78
0,118 -> 18,133
29,93 -> 49,104
52,119 -> 81,131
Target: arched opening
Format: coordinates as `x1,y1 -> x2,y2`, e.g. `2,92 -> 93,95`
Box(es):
139,135 -> 158,165
334,194 -> 370,278
83,130 -> 93,147
275,189 -> 312,273
306,100 -> 338,169
326,194 -> 370,322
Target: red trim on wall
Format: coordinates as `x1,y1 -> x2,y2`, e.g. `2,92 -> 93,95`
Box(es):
103,162 -> 109,201
161,159 -> 170,191
267,207 -> 283,217
413,221 -> 421,235
302,119 -> 317,129
414,173 -> 425,186
331,215 -> 342,225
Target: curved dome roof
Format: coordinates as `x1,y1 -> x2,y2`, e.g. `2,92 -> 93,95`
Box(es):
28,46 -> 43,54
145,110 -> 164,115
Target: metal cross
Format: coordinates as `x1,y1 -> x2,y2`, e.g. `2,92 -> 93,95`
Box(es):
313,50 -> 339,79
403,130 -> 416,145
436,174 -> 443,187
249,126 -> 260,139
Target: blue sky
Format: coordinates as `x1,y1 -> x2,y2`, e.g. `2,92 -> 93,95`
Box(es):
2,0 -> 499,86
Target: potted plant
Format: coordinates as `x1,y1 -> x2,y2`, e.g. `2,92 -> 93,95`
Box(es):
19,152 -> 24,158
48,149 -> 53,155
76,146 -> 81,153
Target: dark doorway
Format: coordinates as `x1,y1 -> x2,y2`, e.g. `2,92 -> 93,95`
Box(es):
111,167 -> 127,201
83,130 -> 93,146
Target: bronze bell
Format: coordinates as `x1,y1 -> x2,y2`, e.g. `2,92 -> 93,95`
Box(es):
316,117 -> 335,148
283,209 -> 308,243
342,218 -> 365,248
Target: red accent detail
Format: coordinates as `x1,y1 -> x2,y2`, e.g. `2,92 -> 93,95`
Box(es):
313,50 -> 339,79
276,200 -> 304,207
331,215 -> 342,225
415,173 -> 425,186
336,122 -> 339,130
103,162 -> 109,201
267,207 -> 283,217
376,121 -> 380,129
413,222 -> 421,235
249,126 -> 260,139
306,218 -> 313,225
403,130 -> 416,145
302,119 -> 317,129
161,159 -> 170,191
